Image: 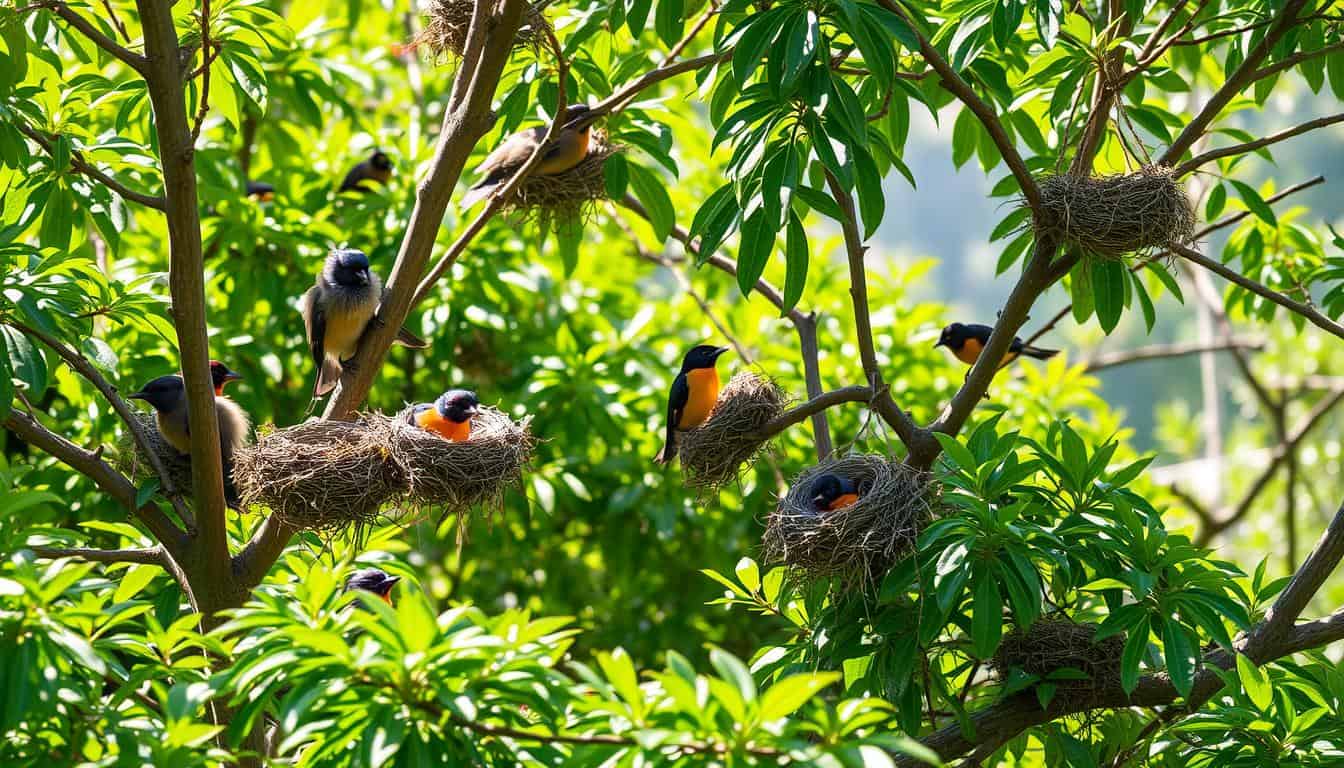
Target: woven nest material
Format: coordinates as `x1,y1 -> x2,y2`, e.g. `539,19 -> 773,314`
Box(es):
990,618 -> 1125,705
116,412 -> 195,496
678,371 -> 788,491
1033,166 -> 1195,259
380,406 -> 534,518
417,0 -> 550,60
763,455 -> 933,583
506,135 -> 624,224
232,419 -> 410,533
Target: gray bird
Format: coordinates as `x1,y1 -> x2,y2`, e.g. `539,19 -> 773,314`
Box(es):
300,248 -> 426,398
129,373 -> 250,508
338,150 -> 393,193
459,104 -> 599,209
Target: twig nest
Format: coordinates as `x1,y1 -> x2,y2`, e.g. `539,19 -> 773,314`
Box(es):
678,371 -> 788,491
232,419 -> 410,533
116,412 -> 195,496
763,455 -> 933,583
417,0 -> 550,61
507,134 -> 624,225
990,617 -> 1125,705
380,406 -> 534,518
1033,165 -> 1195,258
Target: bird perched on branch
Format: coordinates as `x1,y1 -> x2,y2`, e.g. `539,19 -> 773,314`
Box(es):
245,180 -> 275,202
459,104 -> 599,209
345,568 -> 401,607
810,474 -> 859,513
300,248 -> 426,398
655,344 -> 730,465
129,370 -> 250,508
404,389 -> 480,442
338,150 -> 393,193
934,322 -> 1058,367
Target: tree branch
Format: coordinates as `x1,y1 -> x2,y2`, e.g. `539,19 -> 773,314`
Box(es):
1172,243 -> 1344,342
31,545 -> 167,566
749,386 -> 874,442
1083,338 -> 1264,372
24,1 -> 148,72
1173,113 -> 1344,176
1248,40 -> 1344,84
14,121 -> 165,210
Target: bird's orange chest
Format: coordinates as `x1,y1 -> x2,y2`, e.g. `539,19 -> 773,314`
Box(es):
539,128 -> 590,175
417,409 -> 471,442
678,367 -> 720,429
954,338 -> 983,365
827,493 -> 860,511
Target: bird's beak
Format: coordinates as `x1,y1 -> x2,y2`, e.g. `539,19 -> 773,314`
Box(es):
465,405 -> 480,418
712,346 -> 731,359
224,370 -> 243,383
128,390 -> 148,401
562,109 -> 600,132
358,269 -> 371,286
933,338 -> 945,348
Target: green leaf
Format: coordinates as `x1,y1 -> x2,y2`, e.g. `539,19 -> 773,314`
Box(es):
710,647 -> 757,703
781,11 -> 820,91
736,209 -> 773,297
853,148 -> 885,238
1091,258 -> 1127,333
653,0 -> 683,46
1237,653 -> 1272,710
556,225 -> 581,277
135,479 -> 161,509
1205,183 -> 1226,219
1329,46 -> 1344,101
951,108 -> 979,169
782,209 -> 809,313
1229,179 -> 1276,227
603,152 -> 629,200
1162,617 -> 1198,697
628,163 -> 674,242
113,564 -> 160,603
734,557 -> 760,593
732,9 -> 788,87
757,673 -> 838,720
1120,615 -> 1148,694
934,433 -> 978,472
971,573 -> 1002,659
1,326 -> 46,396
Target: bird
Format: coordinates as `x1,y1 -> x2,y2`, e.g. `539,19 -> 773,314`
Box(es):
338,150 -> 393,193
809,473 -> 860,513
934,322 -> 1059,367
300,248 -> 427,398
459,104 -> 598,209
654,344 -> 730,465
344,568 -> 401,607
245,181 -> 275,202
404,389 -> 480,442
128,372 -> 250,508
209,360 -> 242,396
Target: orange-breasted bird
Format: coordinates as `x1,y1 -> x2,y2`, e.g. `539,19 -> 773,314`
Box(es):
809,473 -> 859,513
654,344 -> 730,465
345,568 -> 401,606
245,181 -> 275,202
404,390 -> 480,442
129,372 -> 250,508
209,360 -> 243,396
459,104 -> 598,209
338,150 -> 393,193
934,322 -> 1058,367
300,248 -> 426,398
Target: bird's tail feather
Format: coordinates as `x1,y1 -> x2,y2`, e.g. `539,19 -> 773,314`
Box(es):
1021,345 -> 1059,360
395,326 -> 428,348
314,357 -> 343,398
459,181 -> 498,209
654,434 -> 677,465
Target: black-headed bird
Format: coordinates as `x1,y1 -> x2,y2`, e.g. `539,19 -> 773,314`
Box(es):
300,248 -> 426,398
654,344 -> 730,465
128,372 -> 250,507
345,568 -> 401,607
459,104 -> 598,209
245,181 -> 275,202
934,322 -> 1058,367
338,150 -> 393,193
404,389 -> 479,442
809,473 -> 859,513
209,360 -> 243,396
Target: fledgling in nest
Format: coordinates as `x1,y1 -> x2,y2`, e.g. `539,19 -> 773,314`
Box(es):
232,419 -> 411,534
678,371 -> 789,492
1032,165 -> 1196,259
764,455 -> 934,585
990,617 -> 1126,707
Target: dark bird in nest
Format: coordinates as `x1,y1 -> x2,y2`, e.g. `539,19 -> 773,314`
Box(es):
655,344 -> 730,465
245,180 -> 275,202
338,150 -> 394,193
404,389 -> 480,442
935,322 -> 1058,367
300,248 -> 426,398
129,369 -> 250,508
810,473 -> 860,513
345,568 -> 402,606
460,104 -> 600,209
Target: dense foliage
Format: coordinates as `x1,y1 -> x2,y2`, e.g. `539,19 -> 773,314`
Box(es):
2,0 -> 1344,764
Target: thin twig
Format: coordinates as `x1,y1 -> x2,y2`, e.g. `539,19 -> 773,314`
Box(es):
1174,113 -> 1344,176
14,122 -> 166,210
21,1 -> 147,72
1083,338 -> 1264,372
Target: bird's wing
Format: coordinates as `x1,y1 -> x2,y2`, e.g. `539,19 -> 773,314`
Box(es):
965,323 -> 996,342
656,373 -> 689,463
475,127 -> 546,179
303,286 -> 326,368
395,326 -> 428,348
338,163 -> 369,192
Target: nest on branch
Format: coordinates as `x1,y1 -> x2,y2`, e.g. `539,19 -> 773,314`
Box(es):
990,617 -> 1125,706
505,135 -> 624,227
232,419 -> 410,534
116,412 -> 196,497
1032,166 -> 1195,259
763,455 -> 933,584
380,406 -> 534,521
678,371 -> 789,492
416,0 -> 551,61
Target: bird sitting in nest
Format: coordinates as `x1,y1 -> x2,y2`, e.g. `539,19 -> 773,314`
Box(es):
404,389 -> 480,442
460,103 -> 600,209
654,344 -> 730,465
810,473 -> 860,513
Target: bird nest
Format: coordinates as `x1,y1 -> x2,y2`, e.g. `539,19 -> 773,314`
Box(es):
678,371 -> 788,492
990,617 -> 1125,706
232,419 -> 410,534
380,406 -> 534,520
763,455 -> 934,584
416,0 -> 551,61
116,412 -> 195,497
1032,166 -> 1195,259
506,134 -> 624,226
